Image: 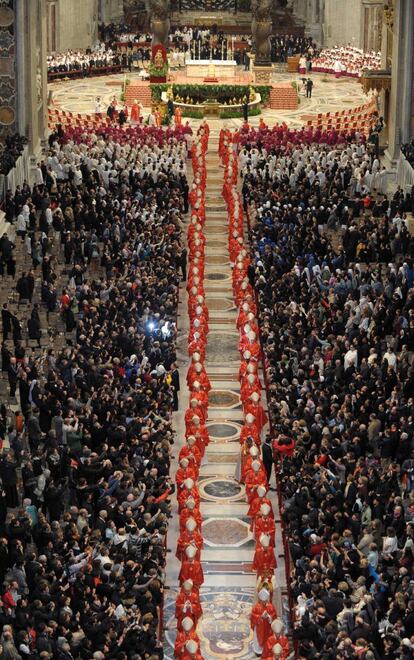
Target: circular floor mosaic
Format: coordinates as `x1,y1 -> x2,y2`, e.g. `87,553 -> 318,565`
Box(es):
204,480 -> 242,499
200,477 -> 244,502
206,272 -> 229,281
207,422 -> 239,439
209,390 -> 240,408
205,255 -> 230,266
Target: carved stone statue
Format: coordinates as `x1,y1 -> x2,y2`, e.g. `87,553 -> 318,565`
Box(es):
146,0 -> 171,48
251,0 -> 272,65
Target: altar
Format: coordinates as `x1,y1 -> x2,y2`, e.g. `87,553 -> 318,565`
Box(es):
185,59 -> 237,79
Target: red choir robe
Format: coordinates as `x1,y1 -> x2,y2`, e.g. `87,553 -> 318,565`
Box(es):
248,494 -> 274,520
180,506 -> 203,532
239,441 -> 254,484
188,340 -> 206,362
176,530 -> 204,561
175,587 -> 202,628
178,485 -> 200,511
178,444 -> 202,470
250,601 -> 277,650
176,465 -> 198,490
235,284 -> 254,309
244,466 -> 268,503
185,421 -> 209,447
239,421 -> 261,446
174,629 -> 200,658
254,514 -> 276,546
239,335 -> 261,360
261,635 -> 289,659
239,360 -> 258,381
185,403 -> 207,425
240,378 -> 261,402
187,365 -> 211,391
244,401 -> 268,432
187,323 -> 207,342
252,545 -> 277,576
179,558 -> 204,587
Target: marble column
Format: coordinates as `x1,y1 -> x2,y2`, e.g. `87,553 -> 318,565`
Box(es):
361,0 -> 383,52
386,0 -> 414,163
15,0 -> 48,159
0,0 -> 17,139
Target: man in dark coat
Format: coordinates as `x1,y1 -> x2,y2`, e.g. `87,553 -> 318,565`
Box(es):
1,303 -> 12,340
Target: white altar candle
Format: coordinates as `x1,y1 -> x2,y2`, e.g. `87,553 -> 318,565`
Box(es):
221,41 -> 224,60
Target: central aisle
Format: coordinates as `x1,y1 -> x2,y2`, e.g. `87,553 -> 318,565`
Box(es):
164,125 -> 286,660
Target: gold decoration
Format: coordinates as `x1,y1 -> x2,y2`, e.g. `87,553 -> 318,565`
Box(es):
360,70 -> 392,94
154,49 -> 164,69
384,2 -> 394,31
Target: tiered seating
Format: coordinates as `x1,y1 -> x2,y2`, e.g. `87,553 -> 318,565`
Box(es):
47,107 -> 113,131
303,98 -> 378,136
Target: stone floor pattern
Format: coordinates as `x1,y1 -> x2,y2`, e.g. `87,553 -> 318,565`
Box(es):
163,128 -> 288,659
49,69 -> 369,131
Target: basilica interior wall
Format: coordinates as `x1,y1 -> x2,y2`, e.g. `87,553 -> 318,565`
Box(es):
321,0 -> 363,47
47,0 -> 99,53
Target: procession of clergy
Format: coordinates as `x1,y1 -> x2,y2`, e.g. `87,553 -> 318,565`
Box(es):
171,123 -> 289,659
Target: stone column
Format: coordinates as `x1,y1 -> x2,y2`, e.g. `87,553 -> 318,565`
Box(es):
15,0 -> 48,158
361,0 -> 384,52
385,0 -> 414,163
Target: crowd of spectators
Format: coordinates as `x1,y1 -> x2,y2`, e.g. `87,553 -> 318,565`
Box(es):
402,139 -> 414,170
0,121 -> 192,659
0,134 -> 28,177
240,124 -> 414,658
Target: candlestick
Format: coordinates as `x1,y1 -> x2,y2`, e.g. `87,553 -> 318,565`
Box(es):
221,41 -> 224,61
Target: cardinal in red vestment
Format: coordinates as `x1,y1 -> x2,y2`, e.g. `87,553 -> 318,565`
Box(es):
176,458 -> 198,490
239,330 -> 261,360
261,620 -> 289,659
187,362 -> 211,392
185,415 -> 210,447
175,579 -> 202,629
254,503 -> 276,546
176,517 -> 203,561
178,639 -> 203,660
248,486 -> 274,521
179,436 -> 203,468
244,460 -> 268,503
240,372 -> 261,402
185,399 -> 207,425
177,478 -> 200,511
250,588 -> 277,655
179,498 -> 203,532
174,617 -> 200,658
179,545 -> 204,587
252,534 -> 277,577
244,392 -> 268,432
241,444 -> 260,483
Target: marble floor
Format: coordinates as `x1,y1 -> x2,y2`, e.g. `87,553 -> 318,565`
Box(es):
163,129 -> 288,659
48,69 -> 370,130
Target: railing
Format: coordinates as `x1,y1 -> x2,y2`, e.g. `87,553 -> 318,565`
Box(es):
47,63 -> 123,82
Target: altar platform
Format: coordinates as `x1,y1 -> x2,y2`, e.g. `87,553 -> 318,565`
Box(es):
185,59 -> 237,79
